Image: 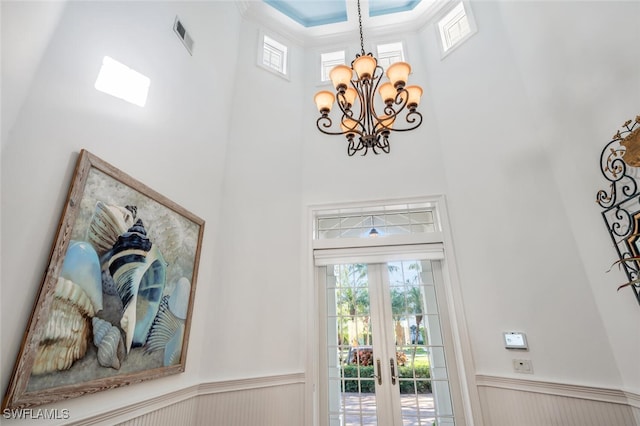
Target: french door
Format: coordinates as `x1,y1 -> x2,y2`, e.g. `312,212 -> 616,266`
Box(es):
318,259 -> 458,426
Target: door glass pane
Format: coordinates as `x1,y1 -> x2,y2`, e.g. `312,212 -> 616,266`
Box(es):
327,264 -> 379,425
387,260 -> 455,425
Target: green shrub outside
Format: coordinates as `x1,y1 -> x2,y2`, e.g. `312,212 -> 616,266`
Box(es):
341,365 -> 431,394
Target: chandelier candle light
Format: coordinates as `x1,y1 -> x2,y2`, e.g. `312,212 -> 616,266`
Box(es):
314,0 -> 423,156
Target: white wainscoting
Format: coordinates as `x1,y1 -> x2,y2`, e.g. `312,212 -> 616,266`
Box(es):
477,375 -> 640,426
63,373 -> 640,425
67,373 -> 305,426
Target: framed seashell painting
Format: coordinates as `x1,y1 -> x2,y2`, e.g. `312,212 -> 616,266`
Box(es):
2,149 -> 205,410
597,116 -> 640,305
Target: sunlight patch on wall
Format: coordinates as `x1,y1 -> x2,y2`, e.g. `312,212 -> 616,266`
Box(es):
94,56 -> 150,107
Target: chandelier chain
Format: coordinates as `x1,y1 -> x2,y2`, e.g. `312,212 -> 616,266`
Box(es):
357,0 -> 365,55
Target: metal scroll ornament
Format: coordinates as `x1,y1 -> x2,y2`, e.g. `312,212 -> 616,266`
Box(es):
597,116 -> 640,305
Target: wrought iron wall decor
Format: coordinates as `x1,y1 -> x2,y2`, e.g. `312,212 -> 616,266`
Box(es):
597,115 -> 640,305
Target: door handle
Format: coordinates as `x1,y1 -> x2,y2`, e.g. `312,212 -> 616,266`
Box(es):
375,358 -> 382,385
390,358 -> 397,385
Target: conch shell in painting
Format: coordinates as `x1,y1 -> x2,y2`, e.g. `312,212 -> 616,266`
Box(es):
92,317 -> 125,370
621,127 -> 640,167
86,201 -> 137,257
107,219 -> 167,352
32,241 -> 103,375
31,277 -> 95,375
145,277 -> 190,366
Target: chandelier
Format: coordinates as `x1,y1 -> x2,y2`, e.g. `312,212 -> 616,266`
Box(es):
313,0 -> 423,156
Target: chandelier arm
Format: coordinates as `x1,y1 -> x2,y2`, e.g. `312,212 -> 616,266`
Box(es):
335,86 -> 367,137
389,111 -> 423,132
317,116 -> 354,136
348,137 -> 368,156
360,143 -> 371,156
380,87 -> 410,119
379,135 -> 390,153
368,65 -> 397,134
364,80 -> 376,137
350,79 -> 367,126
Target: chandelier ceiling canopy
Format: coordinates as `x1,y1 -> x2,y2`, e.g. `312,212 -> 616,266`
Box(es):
313,0 -> 424,156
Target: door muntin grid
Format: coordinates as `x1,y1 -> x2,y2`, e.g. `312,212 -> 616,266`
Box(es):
326,264 -> 380,425
324,261 -> 456,426
386,260 -> 455,425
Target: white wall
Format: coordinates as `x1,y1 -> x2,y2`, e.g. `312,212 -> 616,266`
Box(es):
203,19 -> 306,380
1,1 -> 241,423
1,0 -> 67,147
420,0 -> 622,388
427,0 -> 639,395
498,0 -> 640,394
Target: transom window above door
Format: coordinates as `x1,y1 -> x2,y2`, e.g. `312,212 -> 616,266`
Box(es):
315,202 -> 440,240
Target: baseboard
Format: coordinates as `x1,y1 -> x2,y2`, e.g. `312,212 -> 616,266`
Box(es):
476,374 -> 640,409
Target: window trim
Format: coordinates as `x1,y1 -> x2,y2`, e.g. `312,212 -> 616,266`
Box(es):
257,30 -> 290,80
435,1 -> 478,59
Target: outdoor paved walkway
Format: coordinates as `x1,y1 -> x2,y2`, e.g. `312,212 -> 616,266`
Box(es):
340,392 -> 436,425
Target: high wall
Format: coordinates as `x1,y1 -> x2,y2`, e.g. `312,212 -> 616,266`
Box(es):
1,1 -> 243,423
1,1 -> 639,425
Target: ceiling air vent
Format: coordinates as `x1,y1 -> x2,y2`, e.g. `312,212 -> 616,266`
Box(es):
173,16 -> 194,55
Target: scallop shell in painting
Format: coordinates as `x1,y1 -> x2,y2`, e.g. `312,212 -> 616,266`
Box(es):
145,296 -> 184,366
107,219 -> 167,352
86,201 -> 137,257
92,317 -> 125,369
31,277 -> 95,375
145,278 -> 190,366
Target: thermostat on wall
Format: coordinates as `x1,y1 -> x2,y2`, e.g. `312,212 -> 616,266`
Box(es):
503,332 -> 528,350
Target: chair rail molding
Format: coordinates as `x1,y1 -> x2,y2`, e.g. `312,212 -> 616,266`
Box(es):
66,372 -> 306,426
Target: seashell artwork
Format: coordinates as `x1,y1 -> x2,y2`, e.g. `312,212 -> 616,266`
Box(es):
86,202 -> 137,257
162,327 -> 184,366
4,151 -> 204,411
60,240 -> 103,314
92,317 -> 125,370
133,246 -> 168,347
31,277 -> 95,375
107,219 -> 167,352
168,277 -> 191,320
145,278 -> 190,366
145,295 -> 184,366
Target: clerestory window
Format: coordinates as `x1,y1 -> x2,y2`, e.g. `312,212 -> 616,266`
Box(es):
259,33 -> 289,78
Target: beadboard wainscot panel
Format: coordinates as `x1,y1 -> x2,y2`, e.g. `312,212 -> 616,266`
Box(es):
65,373 -> 305,426
477,374 -> 640,426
